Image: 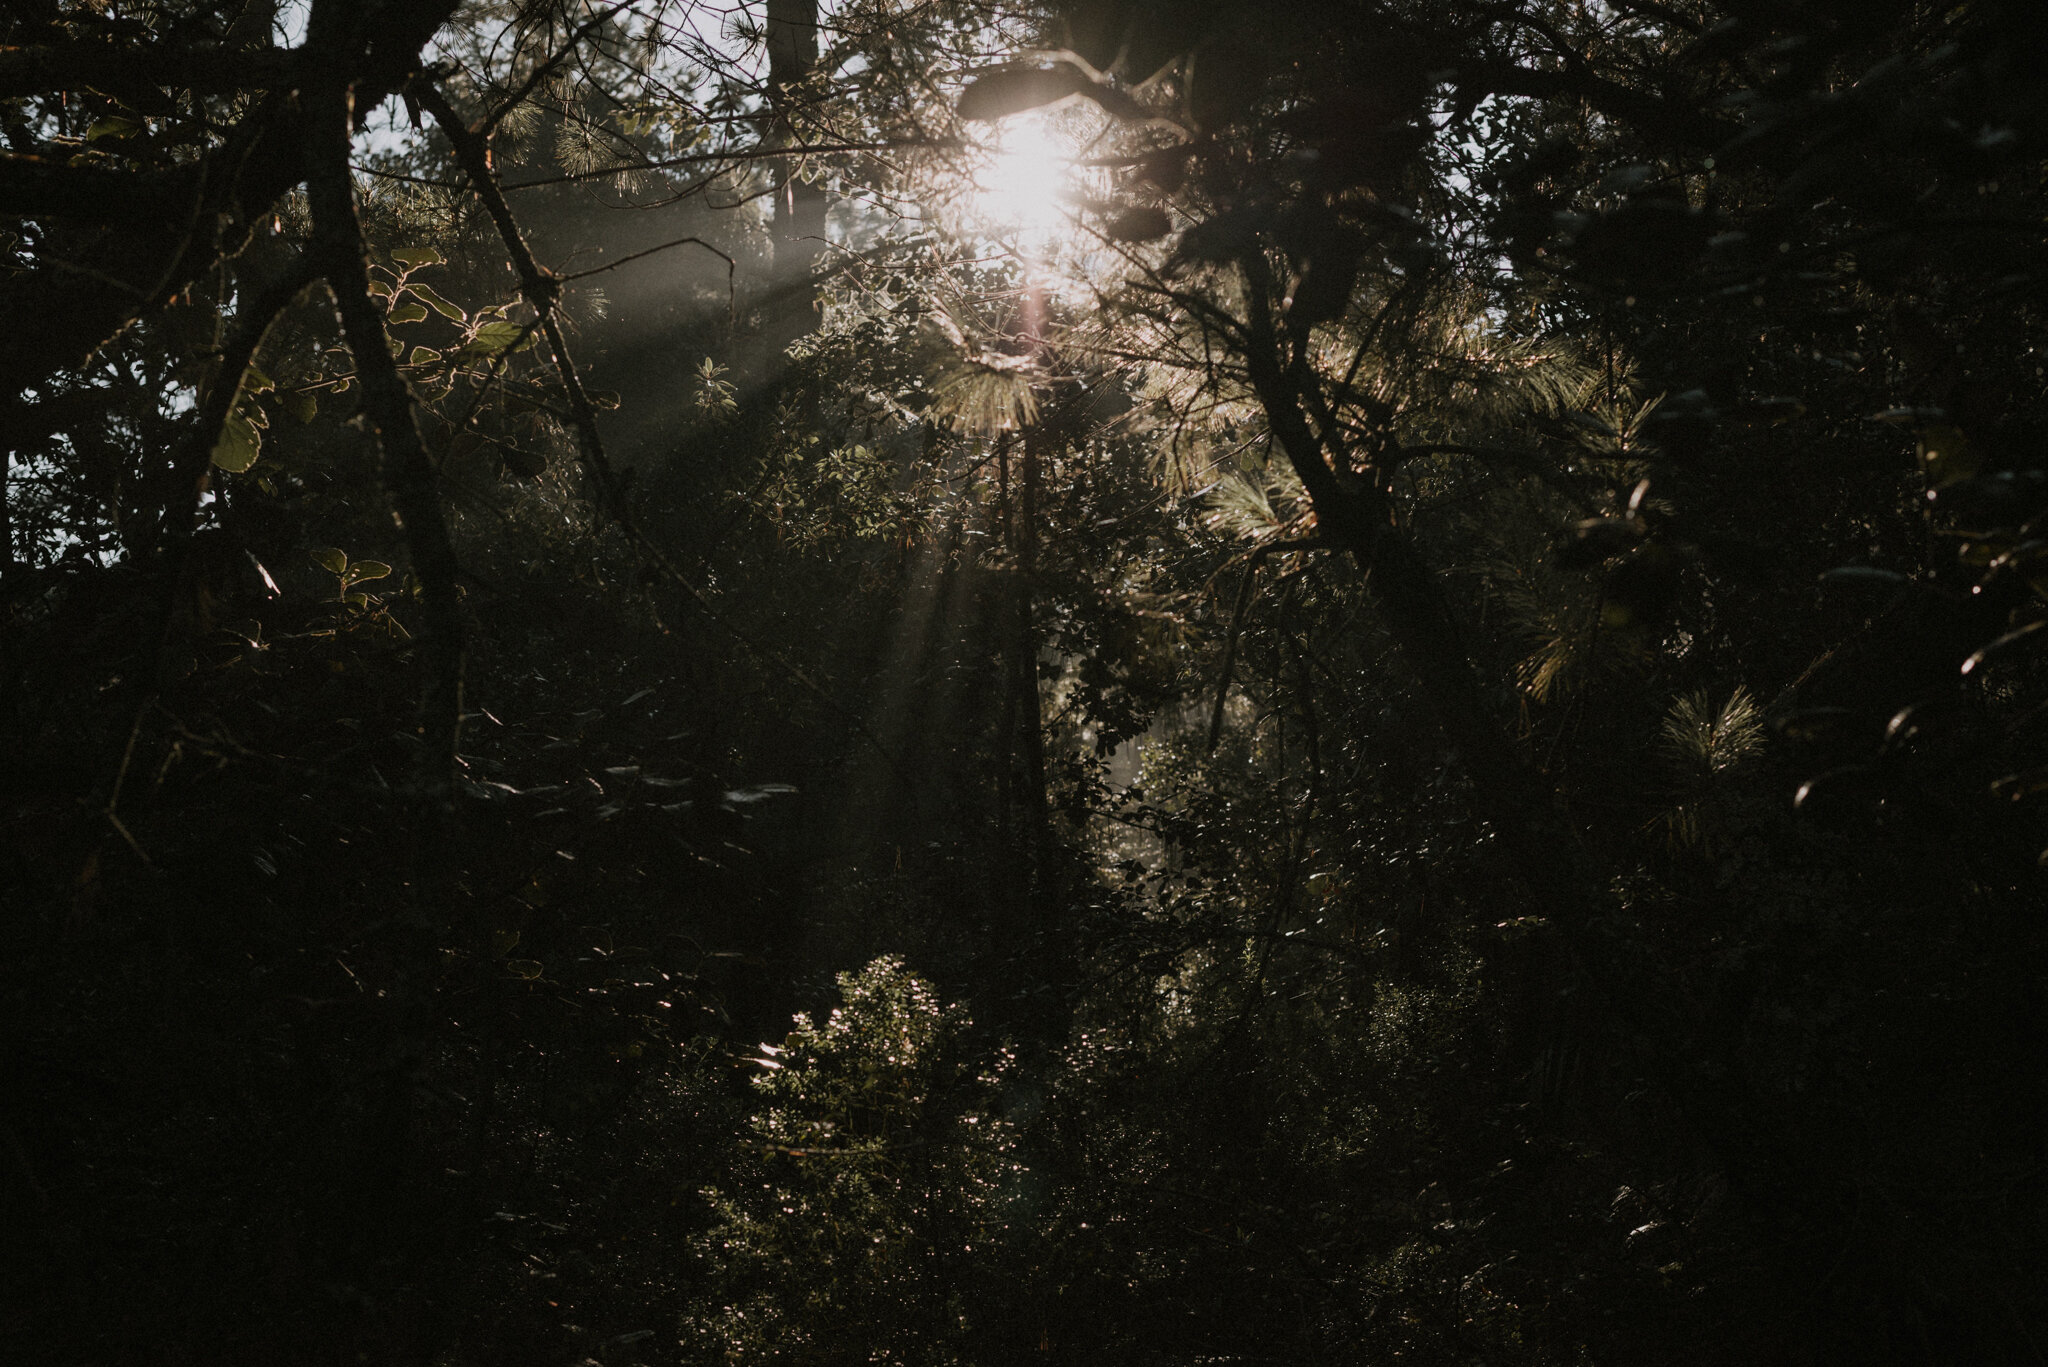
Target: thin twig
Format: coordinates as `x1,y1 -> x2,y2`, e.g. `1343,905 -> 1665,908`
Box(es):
556,233 -> 735,322
477,0 -> 642,135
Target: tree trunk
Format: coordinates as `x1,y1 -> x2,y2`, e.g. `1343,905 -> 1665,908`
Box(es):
763,0 -> 829,353
1017,422 -> 1051,878
1236,264 -> 1583,921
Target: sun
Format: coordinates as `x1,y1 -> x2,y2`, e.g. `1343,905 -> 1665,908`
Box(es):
963,113 -> 1071,244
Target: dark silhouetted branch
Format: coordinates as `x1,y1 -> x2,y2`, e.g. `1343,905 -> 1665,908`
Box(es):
417,78 -> 912,787
0,40 -> 295,100
306,74 -> 465,813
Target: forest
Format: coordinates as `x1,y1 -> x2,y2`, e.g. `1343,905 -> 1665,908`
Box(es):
3,0 -> 2047,1362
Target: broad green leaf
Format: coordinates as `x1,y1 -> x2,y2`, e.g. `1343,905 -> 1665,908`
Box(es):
346,560 -> 392,583
311,547 -> 349,575
490,929 -> 521,958
406,282 -> 465,321
343,591 -> 371,609
286,389 -> 318,423
463,320 -> 538,356
505,959 -> 545,980
209,408 -> 262,472
407,346 -> 441,366
390,246 -> 445,270
368,278 -> 394,298
85,115 -> 143,142
1959,537 -> 2009,568
386,302 -> 430,325
446,431 -> 487,470
241,363 -> 276,395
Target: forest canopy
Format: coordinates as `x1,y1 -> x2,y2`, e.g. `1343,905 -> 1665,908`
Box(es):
5,1 -> 2048,1363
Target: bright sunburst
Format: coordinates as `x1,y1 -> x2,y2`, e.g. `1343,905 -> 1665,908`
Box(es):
963,113 -> 1070,244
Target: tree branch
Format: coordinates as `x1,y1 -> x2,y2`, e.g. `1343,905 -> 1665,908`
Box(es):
475,0 -> 641,135
1454,57 -> 1740,152
416,77 -> 913,787
158,254 -> 320,551
1236,245 -> 1573,891
306,73 -> 466,813
0,40 -> 295,100
0,154 -> 190,222
105,252 -> 320,863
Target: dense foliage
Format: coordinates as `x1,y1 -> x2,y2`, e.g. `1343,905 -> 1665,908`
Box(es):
5,1 -> 2047,1363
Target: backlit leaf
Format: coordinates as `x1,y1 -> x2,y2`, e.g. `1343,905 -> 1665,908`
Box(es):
85,115 -> 143,141
463,321 -> 539,356
209,408 -> 262,472
407,282 -> 466,321
390,246 -> 445,270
